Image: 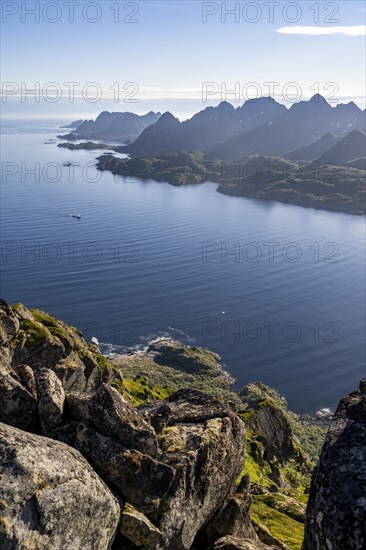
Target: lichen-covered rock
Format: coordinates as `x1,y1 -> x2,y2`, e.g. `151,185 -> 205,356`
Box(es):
120,504 -> 163,548
66,383 -> 159,456
303,379 -> 366,550
12,330 -> 65,371
140,389 -> 246,550
252,523 -> 291,550
15,364 -> 38,398
72,423 -> 175,513
0,299 -> 19,345
0,422 -> 120,550
194,476 -> 256,547
36,368 -> 65,433
0,368 -> 38,432
212,536 -> 278,549
52,354 -> 90,392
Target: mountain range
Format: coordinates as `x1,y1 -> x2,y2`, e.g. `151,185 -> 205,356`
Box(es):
117,95 -> 365,160
60,96 -> 365,163
208,95 -> 365,160
123,97 -> 287,156
59,110 -> 161,143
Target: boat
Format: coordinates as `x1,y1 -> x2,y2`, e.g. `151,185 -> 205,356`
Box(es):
72,213 -> 81,219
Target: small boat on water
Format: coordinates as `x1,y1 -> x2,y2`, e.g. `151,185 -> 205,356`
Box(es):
72,213 -> 81,219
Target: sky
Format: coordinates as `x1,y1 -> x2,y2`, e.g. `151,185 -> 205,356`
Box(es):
1,0 -> 365,120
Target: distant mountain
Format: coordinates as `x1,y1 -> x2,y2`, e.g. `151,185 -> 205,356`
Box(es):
122,111 -> 181,156
285,133 -> 339,160
59,111 -> 161,143
313,130 -> 366,166
124,98 -> 286,156
210,96 -> 364,160
60,119 -> 85,129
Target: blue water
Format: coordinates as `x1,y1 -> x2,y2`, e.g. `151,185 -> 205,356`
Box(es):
1,120 -> 365,413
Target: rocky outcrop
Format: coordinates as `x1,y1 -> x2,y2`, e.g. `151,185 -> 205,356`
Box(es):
139,390 -> 246,549
1,301 -> 266,550
193,475 -> 256,547
119,505 -> 163,549
303,379 -> 366,550
66,383 -> 159,456
211,537 -> 280,550
0,422 -> 120,550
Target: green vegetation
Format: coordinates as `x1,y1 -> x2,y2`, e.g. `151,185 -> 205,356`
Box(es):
115,376 -> 174,406
96,151 -> 221,186
251,495 -> 305,550
10,303 -> 23,313
96,151 -> 365,215
19,319 -> 52,345
31,309 -> 59,328
58,142 -> 117,151
115,353 -> 241,406
11,304 -> 329,550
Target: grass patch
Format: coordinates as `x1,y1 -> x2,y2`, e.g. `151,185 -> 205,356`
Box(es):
251,496 -> 304,550
31,309 -> 59,328
20,319 -> 51,345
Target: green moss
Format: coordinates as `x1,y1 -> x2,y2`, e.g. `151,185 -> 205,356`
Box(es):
120,377 -> 174,406
11,303 -> 23,313
159,426 -> 186,453
48,326 -> 69,340
258,493 -> 306,522
251,496 -> 304,550
20,319 -> 51,345
96,354 -> 110,370
31,309 -> 59,328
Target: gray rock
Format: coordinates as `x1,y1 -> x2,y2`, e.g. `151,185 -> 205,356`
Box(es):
212,536 -> 278,549
0,422 -> 121,550
252,523 -> 291,550
15,364 -> 38,398
196,478 -> 257,547
12,335 -> 65,371
72,423 -> 175,514
303,379 -> 366,550
142,390 -> 246,550
0,369 -> 38,432
36,368 -> 65,433
0,299 -> 19,344
67,383 -> 159,456
52,354 -> 89,392
120,504 -> 163,548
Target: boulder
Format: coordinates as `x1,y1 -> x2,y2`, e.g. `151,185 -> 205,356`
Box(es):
0,422 -> 120,550
0,299 -> 19,344
194,476 -> 256,547
212,536 -> 277,549
303,379 -> 366,550
52,354 -> 89,392
66,383 -> 159,456
253,523 -> 291,550
72,423 -> 175,514
36,368 -> 65,433
0,369 -> 38,432
15,364 -> 38,398
141,389 -> 246,550
120,504 -> 163,548
12,334 -> 65,371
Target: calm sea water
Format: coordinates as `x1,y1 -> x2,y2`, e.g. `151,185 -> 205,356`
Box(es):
1,120 -> 365,413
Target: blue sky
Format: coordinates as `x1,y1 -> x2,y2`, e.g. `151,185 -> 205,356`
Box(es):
1,0 -> 365,119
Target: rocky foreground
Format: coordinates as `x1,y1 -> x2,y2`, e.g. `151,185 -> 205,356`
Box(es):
0,299 -> 365,549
